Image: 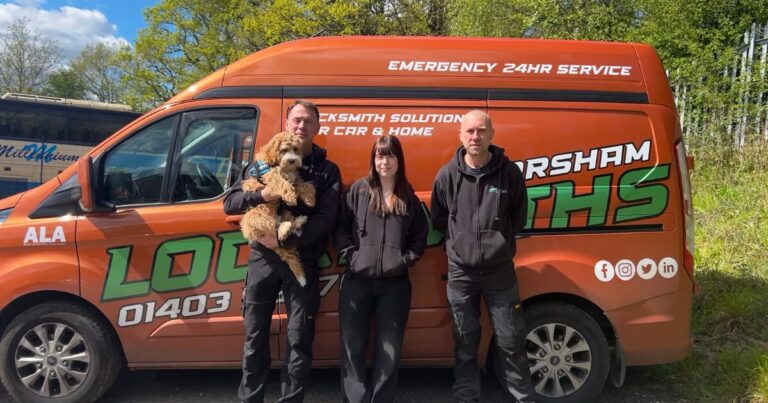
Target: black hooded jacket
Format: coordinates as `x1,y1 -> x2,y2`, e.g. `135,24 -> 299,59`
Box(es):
334,178 -> 428,279
431,145 -> 527,273
224,143 -> 341,261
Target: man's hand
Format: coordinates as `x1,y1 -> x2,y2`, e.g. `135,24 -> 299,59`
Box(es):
257,233 -> 279,249
260,185 -> 281,202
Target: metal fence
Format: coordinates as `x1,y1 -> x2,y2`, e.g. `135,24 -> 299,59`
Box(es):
672,21 -> 768,148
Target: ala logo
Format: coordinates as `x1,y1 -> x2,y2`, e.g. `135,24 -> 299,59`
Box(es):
594,257 -> 678,282
23,226 -> 66,245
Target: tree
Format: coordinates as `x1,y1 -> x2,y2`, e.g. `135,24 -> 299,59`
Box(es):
120,0 -> 441,110
44,69 -> 87,99
0,18 -> 62,94
70,42 -> 130,103
447,0 -> 530,37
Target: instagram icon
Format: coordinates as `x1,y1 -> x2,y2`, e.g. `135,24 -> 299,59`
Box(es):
615,259 -> 636,281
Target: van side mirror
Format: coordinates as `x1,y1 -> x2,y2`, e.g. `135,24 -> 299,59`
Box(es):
77,156 -> 96,212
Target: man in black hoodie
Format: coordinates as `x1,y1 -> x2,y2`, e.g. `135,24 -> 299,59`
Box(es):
431,110 -> 535,403
224,100 -> 341,403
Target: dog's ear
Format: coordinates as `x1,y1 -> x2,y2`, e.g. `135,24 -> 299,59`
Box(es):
257,132 -> 285,165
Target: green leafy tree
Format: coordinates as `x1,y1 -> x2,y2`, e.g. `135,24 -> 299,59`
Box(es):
44,69 -> 87,99
70,42 -> 131,103
0,18 -> 62,94
121,0 -> 443,110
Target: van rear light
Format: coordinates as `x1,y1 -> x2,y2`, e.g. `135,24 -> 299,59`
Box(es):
675,139 -> 695,280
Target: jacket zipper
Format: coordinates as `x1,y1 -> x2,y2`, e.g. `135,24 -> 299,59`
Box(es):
377,214 -> 386,278
476,176 -> 482,266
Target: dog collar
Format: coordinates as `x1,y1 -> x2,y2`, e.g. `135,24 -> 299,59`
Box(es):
248,160 -> 271,178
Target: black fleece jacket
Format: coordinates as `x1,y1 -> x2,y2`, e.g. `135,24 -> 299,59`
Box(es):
334,178 -> 428,279
224,144 -> 341,261
431,145 -> 527,273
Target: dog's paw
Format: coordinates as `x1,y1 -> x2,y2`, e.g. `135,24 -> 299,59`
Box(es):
283,192 -> 298,206
277,221 -> 293,241
293,215 -> 308,229
302,192 -> 316,208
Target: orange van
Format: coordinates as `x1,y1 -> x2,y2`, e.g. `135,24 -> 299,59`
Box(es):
0,36 -> 694,403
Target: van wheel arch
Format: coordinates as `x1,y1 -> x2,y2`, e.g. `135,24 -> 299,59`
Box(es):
0,291 -> 126,365
0,295 -> 125,403
0,291 -> 127,400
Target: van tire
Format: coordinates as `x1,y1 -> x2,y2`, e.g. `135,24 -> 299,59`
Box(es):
522,303 -> 610,403
0,301 -> 122,403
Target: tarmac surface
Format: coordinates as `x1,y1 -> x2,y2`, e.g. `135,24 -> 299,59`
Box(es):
1,366 -> 683,402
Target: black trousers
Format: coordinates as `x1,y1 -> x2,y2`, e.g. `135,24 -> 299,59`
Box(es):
238,250 -> 320,403
447,265 -> 535,403
338,273 -> 412,403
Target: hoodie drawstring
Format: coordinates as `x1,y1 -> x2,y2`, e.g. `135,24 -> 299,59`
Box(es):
494,161 -> 505,222
449,173 -> 464,222
358,193 -> 369,237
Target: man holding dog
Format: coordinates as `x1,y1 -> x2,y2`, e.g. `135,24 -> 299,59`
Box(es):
431,110 -> 536,403
224,100 -> 341,403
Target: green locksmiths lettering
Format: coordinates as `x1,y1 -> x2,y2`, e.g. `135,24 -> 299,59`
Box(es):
550,175 -> 611,228
525,185 -> 554,229
615,164 -> 670,222
150,236 -> 214,292
102,246 -> 149,301
215,231 -> 248,283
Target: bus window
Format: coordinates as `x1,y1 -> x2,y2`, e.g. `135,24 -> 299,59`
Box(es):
0,96 -> 140,198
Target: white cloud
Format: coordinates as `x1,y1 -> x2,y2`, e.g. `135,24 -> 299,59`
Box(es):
0,3 -> 130,59
11,0 -> 45,7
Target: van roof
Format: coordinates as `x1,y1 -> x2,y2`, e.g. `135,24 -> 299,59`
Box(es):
168,36 -> 674,109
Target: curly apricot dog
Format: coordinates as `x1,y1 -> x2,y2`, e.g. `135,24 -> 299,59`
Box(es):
240,132 -> 316,286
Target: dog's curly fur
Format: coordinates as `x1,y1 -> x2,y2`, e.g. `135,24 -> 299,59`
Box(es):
240,132 -> 316,286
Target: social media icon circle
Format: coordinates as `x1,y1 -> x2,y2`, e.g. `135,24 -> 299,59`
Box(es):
658,257 -> 678,279
594,260 -> 614,282
615,259 -> 635,281
637,258 -> 657,280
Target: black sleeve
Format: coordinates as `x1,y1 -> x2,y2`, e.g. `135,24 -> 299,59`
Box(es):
333,185 -> 357,259
509,164 -> 528,235
282,165 -> 342,248
403,197 -> 428,267
430,169 -> 450,234
223,163 -> 266,215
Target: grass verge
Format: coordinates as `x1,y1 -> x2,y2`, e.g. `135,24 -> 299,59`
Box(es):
655,143 -> 768,402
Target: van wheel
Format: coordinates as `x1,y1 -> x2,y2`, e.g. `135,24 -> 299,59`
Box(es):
0,301 -> 122,403
524,303 -> 610,403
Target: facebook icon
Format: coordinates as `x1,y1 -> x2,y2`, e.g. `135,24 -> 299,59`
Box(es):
594,260 -> 615,282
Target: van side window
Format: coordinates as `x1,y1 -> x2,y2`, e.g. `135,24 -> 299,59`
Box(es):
171,113 -> 256,202
102,117 -> 174,205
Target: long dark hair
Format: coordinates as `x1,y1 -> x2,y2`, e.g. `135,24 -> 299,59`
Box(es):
366,136 -> 413,216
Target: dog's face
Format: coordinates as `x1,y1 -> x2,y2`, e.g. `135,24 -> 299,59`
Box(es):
261,132 -> 303,171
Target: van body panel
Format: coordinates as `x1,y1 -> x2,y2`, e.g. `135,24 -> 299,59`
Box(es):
0,180 -> 79,306
0,37 -> 693,403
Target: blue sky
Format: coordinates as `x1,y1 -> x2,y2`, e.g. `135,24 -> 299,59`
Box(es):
0,0 -> 157,58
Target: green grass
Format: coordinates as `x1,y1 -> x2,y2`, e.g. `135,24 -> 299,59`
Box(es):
655,143 -> 768,401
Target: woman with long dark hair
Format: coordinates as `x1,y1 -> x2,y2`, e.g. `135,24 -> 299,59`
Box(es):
334,135 -> 428,403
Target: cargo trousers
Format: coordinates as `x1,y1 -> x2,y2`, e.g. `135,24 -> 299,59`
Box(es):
238,249 -> 320,403
338,273 -> 412,403
447,265 -> 536,403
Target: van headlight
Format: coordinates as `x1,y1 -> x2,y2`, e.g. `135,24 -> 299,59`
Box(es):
0,208 -> 11,225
